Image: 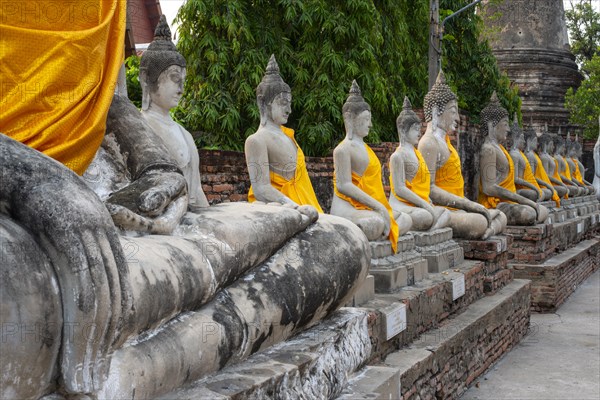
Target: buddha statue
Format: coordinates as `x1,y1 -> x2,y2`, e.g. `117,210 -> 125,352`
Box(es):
245,55 -> 322,219
388,97 -> 451,231
523,124 -> 562,206
1,16 -> 370,399
331,81 -> 412,252
139,15 -> 209,211
538,130 -> 570,199
417,71 -> 506,239
566,134 -> 594,195
508,115 -> 544,202
477,92 -> 548,225
594,122 -> 600,200
552,132 -> 585,197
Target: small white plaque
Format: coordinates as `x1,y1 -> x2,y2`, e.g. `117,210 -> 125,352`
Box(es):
496,241 -> 502,253
383,303 -> 407,340
452,274 -> 466,301
577,222 -> 584,234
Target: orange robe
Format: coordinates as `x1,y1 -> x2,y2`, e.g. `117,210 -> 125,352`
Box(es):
478,144 -> 517,209
533,153 -> 561,207
390,148 -> 431,206
436,135 -> 465,197
334,144 -> 400,253
0,1 -> 126,175
571,158 -> 584,184
516,151 -> 542,197
248,127 -> 324,213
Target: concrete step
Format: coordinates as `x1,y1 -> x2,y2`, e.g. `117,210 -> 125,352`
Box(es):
337,366 -> 401,400
370,279 -> 531,400
511,238 -> 600,312
161,309 -> 371,400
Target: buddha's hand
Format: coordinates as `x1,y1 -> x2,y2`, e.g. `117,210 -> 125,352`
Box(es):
528,201 -> 541,221
474,204 -> 493,227
297,205 -> 319,224
137,169 -> 187,217
376,206 -> 391,237
423,203 -> 436,220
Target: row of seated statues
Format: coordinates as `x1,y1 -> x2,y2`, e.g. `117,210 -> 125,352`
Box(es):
0,14 -> 596,399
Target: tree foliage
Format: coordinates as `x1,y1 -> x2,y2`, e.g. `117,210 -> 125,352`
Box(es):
124,55 -> 142,109
565,54 -> 600,139
173,0 -> 520,155
565,0 -> 600,68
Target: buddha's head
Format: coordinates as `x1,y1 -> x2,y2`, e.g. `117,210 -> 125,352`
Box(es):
140,15 -> 187,112
396,96 -> 421,146
423,70 -> 459,133
343,80 -> 371,139
508,114 -> 524,151
481,92 -> 510,142
573,140 -> 583,159
256,55 -> 292,126
524,125 -> 538,152
553,132 -> 566,156
539,133 -> 553,154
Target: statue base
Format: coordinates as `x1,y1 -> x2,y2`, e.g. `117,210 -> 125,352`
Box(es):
412,228 -> 464,273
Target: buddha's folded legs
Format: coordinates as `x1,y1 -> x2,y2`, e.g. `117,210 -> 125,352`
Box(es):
517,188 -> 539,202
497,202 -> 549,225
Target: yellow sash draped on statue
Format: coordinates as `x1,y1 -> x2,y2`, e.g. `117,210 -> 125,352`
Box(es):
0,1 -> 126,175
436,135 -> 465,197
552,159 -> 569,199
571,158 -> 584,184
248,127 -> 323,213
334,144 -> 399,253
478,144 -> 517,209
391,148 -> 431,206
517,151 -> 542,197
533,153 -> 561,207
563,159 -> 573,180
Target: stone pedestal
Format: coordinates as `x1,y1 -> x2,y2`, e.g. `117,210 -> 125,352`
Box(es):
412,228 -> 464,273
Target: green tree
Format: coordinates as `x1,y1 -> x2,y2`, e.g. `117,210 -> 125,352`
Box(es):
565,0 -> 600,67
565,54 -> 600,138
175,0 -> 521,155
124,55 -> 142,109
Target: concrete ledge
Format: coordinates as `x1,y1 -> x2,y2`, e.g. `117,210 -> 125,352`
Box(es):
162,309 -> 371,400
511,239 -> 600,312
381,279 -> 531,400
338,366 -> 401,400
455,236 -> 512,294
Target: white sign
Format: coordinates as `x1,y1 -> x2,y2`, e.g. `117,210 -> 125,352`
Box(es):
452,274 -> 466,301
577,222 -> 584,234
383,303 -> 407,340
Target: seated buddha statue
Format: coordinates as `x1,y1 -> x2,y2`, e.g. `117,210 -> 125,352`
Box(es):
538,130 -> 570,199
594,126 -> 600,200
245,55 -> 322,219
523,124 -> 562,206
552,132 -> 585,197
478,92 -> 548,225
507,115 -> 545,202
417,71 -> 506,240
566,135 -> 594,194
1,15 -> 369,399
331,81 -> 412,252
388,96 -> 451,231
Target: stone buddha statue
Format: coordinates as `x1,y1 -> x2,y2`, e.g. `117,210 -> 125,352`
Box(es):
508,114 -> 545,202
331,81 -> 412,252
245,55 -> 322,219
1,17 -> 370,400
523,124 -> 562,206
567,135 -> 595,194
388,96 -> 451,231
538,130 -> 570,199
552,132 -> 585,197
478,92 -> 548,225
594,122 -> 600,200
139,15 -> 209,211
417,71 -> 506,239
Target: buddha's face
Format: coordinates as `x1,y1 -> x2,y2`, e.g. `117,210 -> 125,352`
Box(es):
547,140 -> 555,154
513,133 -> 525,151
527,136 -> 538,151
353,110 -> 372,138
269,92 -> 292,125
438,100 -> 459,132
406,122 -> 421,146
491,117 -> 510,142
151,65 -> 185,111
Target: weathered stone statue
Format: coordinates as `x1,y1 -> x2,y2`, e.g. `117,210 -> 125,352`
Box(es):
1,17 -> 370,400
594,123 -> 600,200
523,124 -> 562,206
508,115 -> 544,202
388,97 -> 451,231
245,55 -> 323,218
566,134 -> 594,194
139,16 -> 209,211
478,93 -> 548,225
417,71 -> 506,239
538,130 -> 570,199
552,132 -> 585,197
331,81 -> 412,252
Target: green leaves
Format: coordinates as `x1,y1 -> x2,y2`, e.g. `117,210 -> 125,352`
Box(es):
565,54 -> 600,139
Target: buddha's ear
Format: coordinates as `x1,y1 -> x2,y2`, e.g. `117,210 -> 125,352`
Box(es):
487,121 -> 495,137
431,105 -> 439,128
257,95 -> 269,126
342,111 -> 354,140
139,69 -> 150,111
